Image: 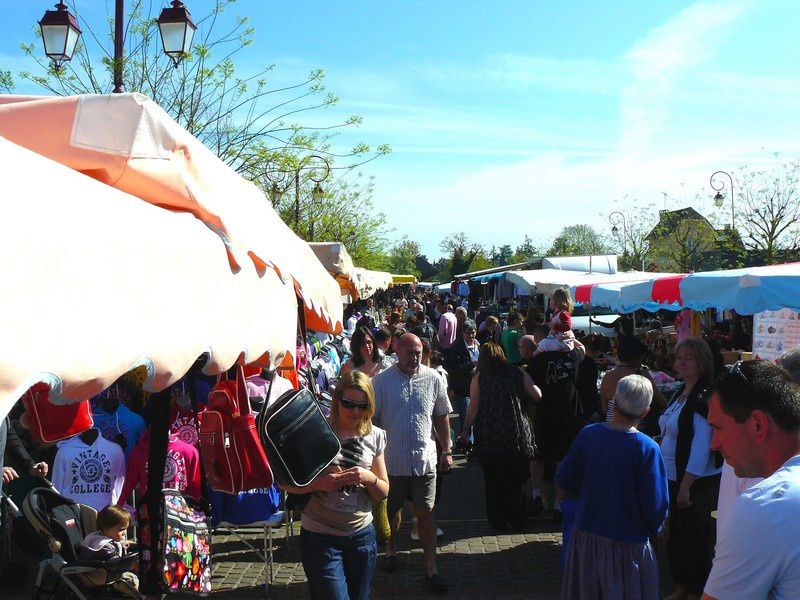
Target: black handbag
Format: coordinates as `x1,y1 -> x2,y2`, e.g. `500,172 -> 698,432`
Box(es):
257,387 -> 341,487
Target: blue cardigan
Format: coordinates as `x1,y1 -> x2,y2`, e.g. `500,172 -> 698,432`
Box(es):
556,423 -> 669,543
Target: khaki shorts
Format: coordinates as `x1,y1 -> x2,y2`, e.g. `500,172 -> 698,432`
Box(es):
387,472 -> 437,515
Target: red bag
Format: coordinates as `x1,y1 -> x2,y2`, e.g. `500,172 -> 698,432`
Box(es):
22,382 -> 94,443
198,366 -> 273,493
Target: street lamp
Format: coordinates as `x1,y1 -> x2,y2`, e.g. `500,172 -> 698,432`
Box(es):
38,2 -> 82,70
265,155 -> 331,240
39,0 -> 195,92
609,211 -> 627,256
710,170 -> 735,229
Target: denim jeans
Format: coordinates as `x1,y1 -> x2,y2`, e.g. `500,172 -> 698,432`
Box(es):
300,524 -> 377,600
454,396 -> 472,441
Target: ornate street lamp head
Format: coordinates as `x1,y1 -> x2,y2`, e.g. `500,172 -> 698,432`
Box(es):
714,191 -> 724,208
39,2 -> 82,70
157,1 -> 197,68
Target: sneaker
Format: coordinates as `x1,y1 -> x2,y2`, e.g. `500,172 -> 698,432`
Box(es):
529,495 -> 544,517
425,572 -> 448,594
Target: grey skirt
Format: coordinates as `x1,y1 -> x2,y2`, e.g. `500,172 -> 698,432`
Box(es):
561,528 -> 658,600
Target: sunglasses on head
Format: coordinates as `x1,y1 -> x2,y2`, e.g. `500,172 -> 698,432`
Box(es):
340,397 -> 370,411
704,359 -> 762,403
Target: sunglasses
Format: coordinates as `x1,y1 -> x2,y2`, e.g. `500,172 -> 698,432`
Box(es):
704,360 -> 762,403
340,397 -> 370,411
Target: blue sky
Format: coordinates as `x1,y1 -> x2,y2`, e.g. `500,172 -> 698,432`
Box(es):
3,1 -> 800,258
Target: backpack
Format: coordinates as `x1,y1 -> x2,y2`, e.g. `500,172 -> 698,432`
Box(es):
198,366 -> 273,494
23,382 -> 94,443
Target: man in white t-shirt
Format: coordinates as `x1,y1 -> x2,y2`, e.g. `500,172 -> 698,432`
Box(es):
703,360 -> 800,600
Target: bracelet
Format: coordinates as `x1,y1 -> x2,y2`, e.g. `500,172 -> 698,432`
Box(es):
443,451 -> 452,456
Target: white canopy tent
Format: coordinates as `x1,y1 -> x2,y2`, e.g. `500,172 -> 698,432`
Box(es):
505,269 -> 642,297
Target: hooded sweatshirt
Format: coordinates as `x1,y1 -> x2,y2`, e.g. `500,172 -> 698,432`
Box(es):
79,531 -> 128,561
91,403 -> 146,460
51,431 -> 126,511
117,429 -> 201,505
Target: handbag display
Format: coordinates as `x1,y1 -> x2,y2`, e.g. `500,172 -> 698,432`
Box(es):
198,366 -> 273,494
160,488 -> 212,596
23,382 -> 93,443
257,386 -> 341,487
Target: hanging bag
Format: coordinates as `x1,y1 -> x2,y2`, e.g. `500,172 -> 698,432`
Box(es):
159,488 -> 212,596
198,366 -> 273,494
256,299 -> 341,487
23,382 -> 93,443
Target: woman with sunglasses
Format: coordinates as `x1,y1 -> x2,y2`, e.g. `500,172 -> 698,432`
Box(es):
659,338 -> 722,600
340,326 -> 384,378
282,371 -> 389,600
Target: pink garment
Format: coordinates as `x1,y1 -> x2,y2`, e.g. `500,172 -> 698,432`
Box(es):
117,429 -> 201,505
438,312 -> 458,349
675,309 -> 693,342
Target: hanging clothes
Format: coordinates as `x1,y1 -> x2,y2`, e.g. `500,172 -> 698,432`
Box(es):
51,430 -> 126,511
117,429 -> 201,505
91,402 -> 146,460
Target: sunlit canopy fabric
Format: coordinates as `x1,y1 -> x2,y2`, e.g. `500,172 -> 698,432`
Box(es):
0,136 -> 298,421
505,269 -> 626,297
0,93 -> 342,333
353,268 -> 393,299
391,274 -> 417,285
616,263 -> 800,315
570,272 -> 678,311
309,242 -> 359,302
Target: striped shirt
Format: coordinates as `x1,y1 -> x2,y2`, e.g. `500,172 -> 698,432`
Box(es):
372,364 -> 452,476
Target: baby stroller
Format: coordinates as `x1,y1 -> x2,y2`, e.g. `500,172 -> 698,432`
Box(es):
19,484 -> 142,600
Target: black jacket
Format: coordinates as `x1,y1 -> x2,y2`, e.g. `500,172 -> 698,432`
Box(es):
446,340 -> 477,397
671,379 -> 722,482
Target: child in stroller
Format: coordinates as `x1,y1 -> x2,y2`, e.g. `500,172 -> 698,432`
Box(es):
20,484 -> 142,599
80,505 -> 139,594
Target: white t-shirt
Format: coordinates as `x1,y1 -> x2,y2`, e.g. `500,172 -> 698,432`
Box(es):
658,397 -> 720,481
704,454 -> 800,600
52,432 -> 126,511
715,461 -> 762,534
301,426 -> 387,536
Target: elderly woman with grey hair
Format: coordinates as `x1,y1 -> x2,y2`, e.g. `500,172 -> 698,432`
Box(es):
557,375 -> 670,599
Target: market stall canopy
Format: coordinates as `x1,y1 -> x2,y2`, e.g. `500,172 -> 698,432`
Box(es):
0,136 -> 298,421
542,255 -> 617,275
309,242 -> 359,303
505,269 -> 625,297
571,272 -> 678,311
391,274 -> 417,285
616,263 -> 800,315
0,93 -> 342,333
353,268 -> 393,299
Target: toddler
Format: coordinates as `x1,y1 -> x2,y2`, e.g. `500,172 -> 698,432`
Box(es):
80,504 -> 140,597
534,288 -> 576,355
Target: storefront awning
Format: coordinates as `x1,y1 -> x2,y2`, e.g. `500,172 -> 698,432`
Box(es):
309,242 -> 359,303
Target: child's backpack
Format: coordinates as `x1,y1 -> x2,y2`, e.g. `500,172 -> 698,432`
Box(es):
198,366 -> 273,494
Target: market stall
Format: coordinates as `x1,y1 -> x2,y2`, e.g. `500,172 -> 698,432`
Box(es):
0,93 -> 343,335
309,242 -> 359,304
0,93 -> 344,419
505,269 -> 647,298
353,267 -> 393,299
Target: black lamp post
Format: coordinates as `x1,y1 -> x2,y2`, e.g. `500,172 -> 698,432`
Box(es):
265,155 -> 331,240
39,0 -> 195,93
609,211 -> 627,256
710,170 -> 735,229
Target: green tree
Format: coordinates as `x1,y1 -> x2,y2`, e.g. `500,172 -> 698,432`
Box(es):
605,200 -> 658,271
0,69 -> 12,93
389,239 -> 422,278
491,244 -> 514,266
547,225 -> 613,256
649,218 -> 717,272
439,232 -> 483,278
510,235 -> 540,263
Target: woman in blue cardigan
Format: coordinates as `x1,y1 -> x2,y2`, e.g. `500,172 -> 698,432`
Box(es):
557,374 -> 669,600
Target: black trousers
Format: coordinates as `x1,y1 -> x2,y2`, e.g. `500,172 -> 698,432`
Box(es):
666,475 -> 720,595
481,457 -> 529,531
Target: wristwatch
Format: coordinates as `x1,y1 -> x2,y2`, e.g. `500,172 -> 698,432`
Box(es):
442,451 -> 452,456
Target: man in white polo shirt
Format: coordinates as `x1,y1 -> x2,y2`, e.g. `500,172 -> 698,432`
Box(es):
372,333 -> 452,594
702,360 -> 800,600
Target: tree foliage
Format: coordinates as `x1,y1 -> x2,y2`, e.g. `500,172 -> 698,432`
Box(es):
389,239 -> 422,278
605,200 -> 658,271
547,225 -> 613,257
439,232 -> 482,278
649,218 -> 717,272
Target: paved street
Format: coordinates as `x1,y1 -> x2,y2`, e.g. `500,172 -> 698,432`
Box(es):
211,452 -> 566,599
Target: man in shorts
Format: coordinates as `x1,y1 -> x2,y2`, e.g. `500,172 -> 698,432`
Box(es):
372,333 -> 452,594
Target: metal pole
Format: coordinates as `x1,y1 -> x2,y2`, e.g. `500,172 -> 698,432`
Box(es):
294,169 -> 300,229
113,0 -> 124,93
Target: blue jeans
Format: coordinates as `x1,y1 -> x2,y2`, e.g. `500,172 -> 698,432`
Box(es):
300,525 -> 377,600
454,396 -> 472,440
